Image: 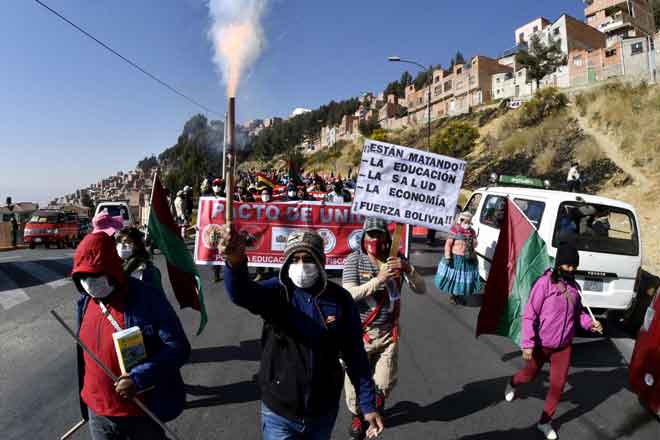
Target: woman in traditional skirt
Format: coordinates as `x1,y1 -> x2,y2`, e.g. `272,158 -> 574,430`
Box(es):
434,211 -> 480,305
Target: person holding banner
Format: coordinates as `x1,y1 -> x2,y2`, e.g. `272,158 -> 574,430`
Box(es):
342,218 -> 426,439
434,211 -> 480,305
71,231 -> 190,440
218,227 -> 384,440
504,243 -> 603,440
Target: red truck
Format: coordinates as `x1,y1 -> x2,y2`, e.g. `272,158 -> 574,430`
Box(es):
23,209 -> 80,249
629,287 -> 660,419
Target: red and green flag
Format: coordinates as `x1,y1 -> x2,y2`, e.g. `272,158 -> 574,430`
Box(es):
148,173 -> 207,335
476,198 -> 552,346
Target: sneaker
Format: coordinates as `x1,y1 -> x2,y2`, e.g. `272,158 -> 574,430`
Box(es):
253,273 -> 263,282
504,382 -> 515,402
537,423 -> 558,440
349,415 -> 365,440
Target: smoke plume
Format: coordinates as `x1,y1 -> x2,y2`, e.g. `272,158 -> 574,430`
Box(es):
207,0 -> 268,97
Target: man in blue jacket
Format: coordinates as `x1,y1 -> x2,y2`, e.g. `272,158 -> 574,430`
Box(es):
218,226 -> 384,439
72,231 -> 190,439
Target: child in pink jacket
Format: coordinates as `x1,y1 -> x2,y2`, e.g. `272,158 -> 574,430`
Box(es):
504,243 -> 603,440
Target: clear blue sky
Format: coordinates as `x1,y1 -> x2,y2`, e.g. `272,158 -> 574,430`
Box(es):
1,0 -> 584,204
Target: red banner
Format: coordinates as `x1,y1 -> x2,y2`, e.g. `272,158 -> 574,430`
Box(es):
195,198 -> 409,269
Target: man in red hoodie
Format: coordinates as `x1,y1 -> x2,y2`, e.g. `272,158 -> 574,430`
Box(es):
72,231 -> 190,439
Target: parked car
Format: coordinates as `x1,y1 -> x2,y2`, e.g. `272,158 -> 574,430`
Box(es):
464,174 -> 642,311
508,99 -> 523,109
23,209 -> 79,249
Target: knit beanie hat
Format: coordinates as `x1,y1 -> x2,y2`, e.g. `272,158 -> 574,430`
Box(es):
279,230 -> 327,291
555,243 -> 580,267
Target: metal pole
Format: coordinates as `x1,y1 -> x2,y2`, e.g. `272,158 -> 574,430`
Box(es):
50,310 -> 184,440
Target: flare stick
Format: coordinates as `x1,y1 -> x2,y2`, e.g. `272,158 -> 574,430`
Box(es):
225,97 -> 236,226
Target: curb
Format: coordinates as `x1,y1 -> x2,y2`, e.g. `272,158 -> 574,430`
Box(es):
0,245 -> 28,252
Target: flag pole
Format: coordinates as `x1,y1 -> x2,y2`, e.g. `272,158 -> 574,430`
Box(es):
50,310 -> 184,440
145,169 -> 159,242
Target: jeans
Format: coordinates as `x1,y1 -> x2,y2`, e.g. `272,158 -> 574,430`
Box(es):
88,409 -> 167,440
261,403 -> 338,440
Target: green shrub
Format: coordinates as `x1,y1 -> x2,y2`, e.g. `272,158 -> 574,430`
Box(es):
430,121 -> 479,156
518,88 -> 568,127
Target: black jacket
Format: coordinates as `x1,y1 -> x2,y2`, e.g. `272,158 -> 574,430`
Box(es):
224,263 -> 376,421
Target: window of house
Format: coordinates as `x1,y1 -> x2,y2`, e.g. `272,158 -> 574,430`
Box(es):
457,67 -> 463,74
434,85 -> 443,95
496,77 -> 501,83
605,48 -> 617,57
533,26 -> 539,33
554,27 -> 560,35
519,32 -> 525,42
444,80 -> 452,91
631,42 -> 644,55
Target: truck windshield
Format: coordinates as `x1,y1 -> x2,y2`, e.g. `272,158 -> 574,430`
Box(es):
29,215 -> 58,223
553,202 -> 639,256
103,206 -> 129,220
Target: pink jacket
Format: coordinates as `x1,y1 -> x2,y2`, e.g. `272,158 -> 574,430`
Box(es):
521,270 -> 594,349
444,225 -> 477,258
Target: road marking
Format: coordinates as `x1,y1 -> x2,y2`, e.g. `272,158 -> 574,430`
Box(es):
19,261 -> 71,288
0,268 -> 30,310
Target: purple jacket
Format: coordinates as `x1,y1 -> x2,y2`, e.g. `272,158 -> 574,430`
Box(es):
521,270 -> 594,350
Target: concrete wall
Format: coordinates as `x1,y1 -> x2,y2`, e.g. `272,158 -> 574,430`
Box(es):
515,17 -> 551,44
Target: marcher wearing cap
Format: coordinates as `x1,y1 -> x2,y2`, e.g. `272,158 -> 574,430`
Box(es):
503,243 -> 603,439
434,211 -> 480,305
341,218 -> 426,439
218,226 -> 384,440
92,211 -> 124,237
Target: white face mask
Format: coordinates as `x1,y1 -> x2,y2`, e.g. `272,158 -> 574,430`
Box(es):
262,194 -> 271,202
116,243 -> 133,259
80,275 -> 113,298
212,185 -> 221,193
288,263 -> 320,288
288,191 -> 296,198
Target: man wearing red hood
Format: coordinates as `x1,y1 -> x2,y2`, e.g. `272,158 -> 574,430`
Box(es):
71,231 -> 190,439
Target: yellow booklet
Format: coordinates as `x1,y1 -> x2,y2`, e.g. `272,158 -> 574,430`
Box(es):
112,326 -> 147,374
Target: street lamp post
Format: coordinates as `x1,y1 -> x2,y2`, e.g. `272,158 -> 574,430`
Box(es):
388,56 -> 432,152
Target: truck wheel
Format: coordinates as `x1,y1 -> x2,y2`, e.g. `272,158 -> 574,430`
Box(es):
57,240 -> 63,249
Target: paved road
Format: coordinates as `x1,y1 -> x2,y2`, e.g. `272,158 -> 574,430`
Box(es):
1,242 -> 658,439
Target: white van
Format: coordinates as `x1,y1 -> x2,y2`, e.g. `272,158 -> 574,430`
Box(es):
464,179 -> 642,310
95,201 -> 133,228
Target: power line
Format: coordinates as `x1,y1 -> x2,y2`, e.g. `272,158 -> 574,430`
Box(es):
34,0 -> 221,116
